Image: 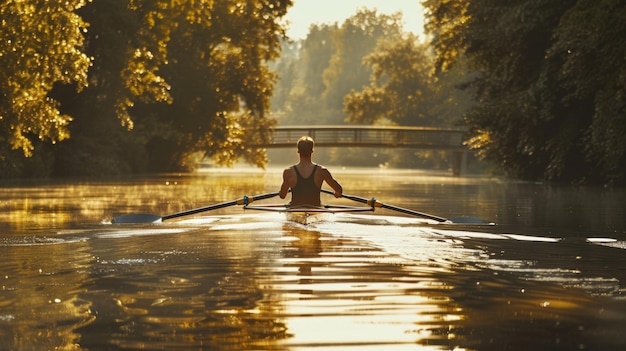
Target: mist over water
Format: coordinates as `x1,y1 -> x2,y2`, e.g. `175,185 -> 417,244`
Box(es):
1,168 -> 625,350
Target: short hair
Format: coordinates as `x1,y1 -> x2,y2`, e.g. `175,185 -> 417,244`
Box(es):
297,136 -> 314,156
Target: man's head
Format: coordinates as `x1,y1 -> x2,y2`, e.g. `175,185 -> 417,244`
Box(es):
297,136 -> 314,157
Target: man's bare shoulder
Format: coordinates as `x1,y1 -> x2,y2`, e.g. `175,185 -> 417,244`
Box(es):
282,167 -> 296,180
315,165 -> 334,176
315,164 -> 330,171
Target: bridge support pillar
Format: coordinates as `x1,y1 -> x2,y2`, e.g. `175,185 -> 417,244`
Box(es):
452,151 -> 468,176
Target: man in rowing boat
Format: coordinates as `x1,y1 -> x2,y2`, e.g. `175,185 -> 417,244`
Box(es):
279,136 -> 343,206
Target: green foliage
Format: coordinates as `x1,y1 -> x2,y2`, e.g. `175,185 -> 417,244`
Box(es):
321,9 -> 404,122
272,24 -> 338,125
0,0 -> 90,157
1,0 -> 290,178
344,35 -> 438,126
342,33 -> 475,169
550,0 -> 626,183
125,0 -> 286,170
424,0 -> 626,184
272,9 -> 404,127
422,0 -> 469,73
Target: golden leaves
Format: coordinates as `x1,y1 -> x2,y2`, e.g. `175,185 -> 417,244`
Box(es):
1,0 -> 90,156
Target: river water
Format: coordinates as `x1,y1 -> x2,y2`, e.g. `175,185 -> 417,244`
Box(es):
1,168 -> 625,350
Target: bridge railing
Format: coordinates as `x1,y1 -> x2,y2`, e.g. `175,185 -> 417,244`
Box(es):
259,125 -> 466,150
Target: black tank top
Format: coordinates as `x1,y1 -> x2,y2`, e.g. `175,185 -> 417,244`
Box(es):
291,165 -> 320,206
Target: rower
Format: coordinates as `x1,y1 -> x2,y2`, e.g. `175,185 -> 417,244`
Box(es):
279,136 -> 343,206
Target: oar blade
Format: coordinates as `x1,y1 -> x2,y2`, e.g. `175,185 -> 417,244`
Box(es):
111,213 -> 162,224
322,188 -> 493,224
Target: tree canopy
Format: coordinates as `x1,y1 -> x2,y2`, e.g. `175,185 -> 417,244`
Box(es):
271,8 -> 405,126
340,32 -> 474,169
423,0 -> 626,184
4,1 -> 624,183
1,0 -> 291,177
0,0 -> 90,157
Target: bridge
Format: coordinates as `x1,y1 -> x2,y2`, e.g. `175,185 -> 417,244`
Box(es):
260,125 -> 467,150
255,125 -> 470,175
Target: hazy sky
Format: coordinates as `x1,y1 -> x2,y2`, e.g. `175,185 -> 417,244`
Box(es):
282,0 -> 425,40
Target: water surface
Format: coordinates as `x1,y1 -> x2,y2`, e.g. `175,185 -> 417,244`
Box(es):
1,168 -> 625,350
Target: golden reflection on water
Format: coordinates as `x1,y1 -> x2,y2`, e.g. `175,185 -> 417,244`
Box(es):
0,170 -> 276,232
1,241 -> 94,350
0,168 -> 625,350
267,225 -> 460,350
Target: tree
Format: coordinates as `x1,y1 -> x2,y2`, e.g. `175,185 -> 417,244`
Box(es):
52,0 -> 164,176
128,0 -> 289,170
321,9 -> 404,124
344,34 -> 438,126
422,0 -> 470,74
548,0 -> 626,183
275,23 -> 338,125
271,9 -> 406,127
1,0 -> 292,177
343,34 -> 474,168
424,0 -> 625,184
269,39 -> 299,123
0,0 -> 90,158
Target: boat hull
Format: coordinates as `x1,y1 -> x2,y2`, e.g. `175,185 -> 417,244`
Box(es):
285,211 -> 331,225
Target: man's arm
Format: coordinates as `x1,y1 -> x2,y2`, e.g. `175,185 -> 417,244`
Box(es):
279,168 -> 295,199
321,168 -> 342,198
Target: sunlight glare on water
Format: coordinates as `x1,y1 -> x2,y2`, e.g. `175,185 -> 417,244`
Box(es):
0,168 -> 625,350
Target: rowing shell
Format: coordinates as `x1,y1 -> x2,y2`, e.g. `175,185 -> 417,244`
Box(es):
243,204 -> 374,225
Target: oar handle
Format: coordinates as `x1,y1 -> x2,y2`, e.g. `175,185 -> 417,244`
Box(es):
321,189 -> 448,223
238,191 -> 282,205
321,188 -> 367,204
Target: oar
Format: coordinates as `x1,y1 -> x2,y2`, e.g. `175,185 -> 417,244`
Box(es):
321,189 -> 492,224
112,192 -> 280,224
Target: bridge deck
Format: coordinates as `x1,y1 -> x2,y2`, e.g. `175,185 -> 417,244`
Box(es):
258,125 -> 466,150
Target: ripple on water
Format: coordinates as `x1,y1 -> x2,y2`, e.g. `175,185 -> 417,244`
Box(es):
1,213 -> 625,350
